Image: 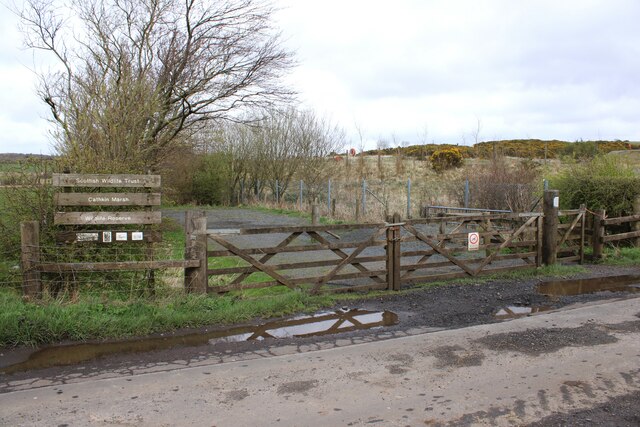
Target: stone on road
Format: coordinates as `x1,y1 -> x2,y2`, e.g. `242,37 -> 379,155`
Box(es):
2,298 -> 639,426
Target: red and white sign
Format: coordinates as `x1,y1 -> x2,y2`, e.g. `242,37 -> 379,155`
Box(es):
468,232 -> 480,251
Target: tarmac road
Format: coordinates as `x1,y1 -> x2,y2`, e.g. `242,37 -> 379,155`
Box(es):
2,297 -> 639,426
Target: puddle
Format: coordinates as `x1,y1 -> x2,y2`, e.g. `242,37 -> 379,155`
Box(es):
495,305 -> 552,319
0,309 -> 397,374
537,275 -> 640,296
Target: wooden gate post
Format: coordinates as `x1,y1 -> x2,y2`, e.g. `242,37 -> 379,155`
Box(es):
579,204 -> 586,264
385,212 -> 402,291
386,216 -> 394,291
20,221 -> 42,298
311,204 -> 320,225
542,190 -> 559,265
634,196 -> 640,248
592,209 -> 606,260
184,211 -> 208,294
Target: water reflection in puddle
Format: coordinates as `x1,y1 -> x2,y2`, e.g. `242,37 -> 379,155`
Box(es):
1,309 -> 398,374
494,305 -> 551,319
537,275 -> 640,296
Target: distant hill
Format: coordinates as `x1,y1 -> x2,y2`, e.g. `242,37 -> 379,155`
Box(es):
363,139 -> 637,160
0,153 -> 54,163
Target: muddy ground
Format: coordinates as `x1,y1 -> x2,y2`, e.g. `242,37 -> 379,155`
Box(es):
2,263 -> 640,425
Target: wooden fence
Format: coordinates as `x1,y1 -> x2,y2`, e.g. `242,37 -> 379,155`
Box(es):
23,190 -> 639,298
202,211 -> 544,294
592,210 -> 640,259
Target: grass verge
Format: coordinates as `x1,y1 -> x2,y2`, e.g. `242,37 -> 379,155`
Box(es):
598,247 -> 640,266
1,264 -> 589,348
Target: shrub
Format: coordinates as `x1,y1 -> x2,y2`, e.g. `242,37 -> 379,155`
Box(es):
465,157 -> 542,211
549,156 -> 640,217
430,148 -> 464,173
191,152 -> 233,205
0,159 -> 57,260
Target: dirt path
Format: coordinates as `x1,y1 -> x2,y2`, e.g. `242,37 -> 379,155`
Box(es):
2,297 -> 639,426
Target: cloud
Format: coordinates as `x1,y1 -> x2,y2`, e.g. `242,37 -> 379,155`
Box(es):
276,0 -> 640,147
1,0 -> 638,153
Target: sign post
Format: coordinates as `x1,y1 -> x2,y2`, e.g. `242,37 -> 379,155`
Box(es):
468,232 -> 480,251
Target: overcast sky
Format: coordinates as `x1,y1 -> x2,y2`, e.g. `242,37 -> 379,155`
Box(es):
1,0 -> 639,154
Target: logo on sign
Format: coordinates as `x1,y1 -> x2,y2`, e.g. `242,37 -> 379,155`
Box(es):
468,232 -> 480,251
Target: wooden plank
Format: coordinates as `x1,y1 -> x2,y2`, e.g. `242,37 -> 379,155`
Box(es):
38,260 -> 199,273
408,213 -> 541,224
399,252 -> 537,273
210,281 -> 279,293
557,212 -> 582,248
400,228 -> 538,243
321,283 -> 388,294
308,231 -> 385,284
402,264 -> 533,285
211,268 -> 389,292
558,223 -> 585,230
403,223 -> 476,276
225,222 -> 386,235
52,173 -> 161,188
208,234 -> 297,289
557,255 -> 581,262
208,255 -> 386,276
54,211 -> 162,225
474,216 -> 538,274
312,227 -> 388,292
602,214 -> 640,226
56,230 -> 162,244
207,240 -> 386,257
55,193 -> 161,206
602,230 -> 640,242
558,209 -> 583,216
537,215 -> 543,267
230,232 -> 301,285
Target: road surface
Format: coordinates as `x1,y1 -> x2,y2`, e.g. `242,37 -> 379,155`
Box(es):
2,296 -> 639,426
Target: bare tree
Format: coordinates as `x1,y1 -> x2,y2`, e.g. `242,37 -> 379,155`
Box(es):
19,0 -> 294,172
375,138 -> 388,180
294,110 -> 345,201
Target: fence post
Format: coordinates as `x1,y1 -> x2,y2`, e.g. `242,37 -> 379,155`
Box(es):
386,212 -> 402,291
634,196 -> 640,248
20,221 -> 42,299
327,179 -> 331,214
331,199 -> 336,217
275,180 -> 280,204
464,178 -> 470,208
392,212 -> 401,290
407,178 -> 412,219
184,211 -> 208,294
536,214 -> 543,267
311,204 -> 319,225
299,180 -> 303,210
542,190 -> 559,265
592,209 -> 605,260
362,179 -> 367,216
579,204 -> 586,264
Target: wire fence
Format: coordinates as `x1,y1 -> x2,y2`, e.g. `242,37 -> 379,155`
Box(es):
233,178 -> 543,222
3,241 -> 186,300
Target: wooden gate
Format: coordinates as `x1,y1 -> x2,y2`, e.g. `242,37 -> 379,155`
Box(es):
205,212 -> 544,294
556,206 -> 586,263
395,213 -> 543,287
206,223 -> 392,294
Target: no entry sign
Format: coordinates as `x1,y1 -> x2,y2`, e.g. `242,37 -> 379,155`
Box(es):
468,232 -> 480,251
